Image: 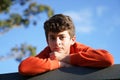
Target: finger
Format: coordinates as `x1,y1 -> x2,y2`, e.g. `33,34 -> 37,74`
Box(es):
50,54 -> 56,60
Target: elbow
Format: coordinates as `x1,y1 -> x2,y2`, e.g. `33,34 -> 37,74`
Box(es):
18,63 -> 28,75
106,59 -> 114,67
18,62 -> 34,76
103,55 -> 114,67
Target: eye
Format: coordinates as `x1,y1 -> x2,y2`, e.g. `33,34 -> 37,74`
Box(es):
59,35 -> 65,40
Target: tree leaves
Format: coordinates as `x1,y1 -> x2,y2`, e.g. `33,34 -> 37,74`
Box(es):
0,0 -> 54,62
0,0 -> 12,13
0,0 -> 54,34
0,43 -> 36,62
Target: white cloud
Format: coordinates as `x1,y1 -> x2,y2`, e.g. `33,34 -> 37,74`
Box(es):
64,12 -> 81,22
76,25 -> 94,33
96,6 -> 107,16
64,9 -> 92,22
63,10 -> 95,34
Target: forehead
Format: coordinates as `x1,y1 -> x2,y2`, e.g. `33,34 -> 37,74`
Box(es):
48,31 -> 70,36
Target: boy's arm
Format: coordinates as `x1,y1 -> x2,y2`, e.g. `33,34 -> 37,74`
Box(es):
18,47 -> 60,76
48,43 -> 114,68
70,43 -> 114,68
18,56 -> 60,76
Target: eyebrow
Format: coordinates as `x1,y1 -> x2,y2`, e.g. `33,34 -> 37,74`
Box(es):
49,33 -> 66,36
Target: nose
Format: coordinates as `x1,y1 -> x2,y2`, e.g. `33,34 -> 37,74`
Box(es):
55,37 -> 61,46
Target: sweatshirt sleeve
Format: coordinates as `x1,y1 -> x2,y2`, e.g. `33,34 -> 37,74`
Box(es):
18,47 -> 60,76
70,42 -> 114,68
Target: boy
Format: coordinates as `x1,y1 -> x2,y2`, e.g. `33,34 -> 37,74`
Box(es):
19,14 -> 114,76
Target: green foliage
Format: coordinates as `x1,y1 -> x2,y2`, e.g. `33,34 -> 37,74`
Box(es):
0,0 -> 54,62
11,43 -> 37,62
0,0 -> 54,34
0,13 -> 30,34
0,0 -> 12,12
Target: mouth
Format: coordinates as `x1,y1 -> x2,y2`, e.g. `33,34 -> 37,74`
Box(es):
54,47 -> 62,52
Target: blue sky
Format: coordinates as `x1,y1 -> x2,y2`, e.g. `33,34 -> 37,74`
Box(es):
0,0 -> 120,74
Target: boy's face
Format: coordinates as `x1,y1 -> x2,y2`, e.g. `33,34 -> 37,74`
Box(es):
47,31 -> 76,54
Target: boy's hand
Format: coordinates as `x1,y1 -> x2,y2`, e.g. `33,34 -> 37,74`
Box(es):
50,51 -> 70,63
59,61 -> 72,67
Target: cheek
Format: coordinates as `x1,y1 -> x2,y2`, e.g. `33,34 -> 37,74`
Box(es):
48,42 -> 54,51
48,40 -> 54,48
63,41 -> 71,47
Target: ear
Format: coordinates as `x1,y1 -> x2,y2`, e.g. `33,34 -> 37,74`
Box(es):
71,36 -> 76,45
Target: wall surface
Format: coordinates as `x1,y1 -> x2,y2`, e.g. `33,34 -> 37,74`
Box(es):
0,64 -> 120,80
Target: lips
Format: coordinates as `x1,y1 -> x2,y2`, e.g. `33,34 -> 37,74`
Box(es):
54,47 -> 62,52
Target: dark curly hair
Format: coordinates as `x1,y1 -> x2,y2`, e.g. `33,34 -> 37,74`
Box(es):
44,14 -> 75,40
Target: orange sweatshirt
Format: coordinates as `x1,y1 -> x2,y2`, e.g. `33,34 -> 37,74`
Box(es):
18,42 -> 114,76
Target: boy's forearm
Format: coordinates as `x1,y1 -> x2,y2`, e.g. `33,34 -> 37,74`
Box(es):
70,49 -> 114,68
19,56 -> 60,76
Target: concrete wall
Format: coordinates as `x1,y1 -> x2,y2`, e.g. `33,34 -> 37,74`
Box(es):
0,64 -> 120,80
